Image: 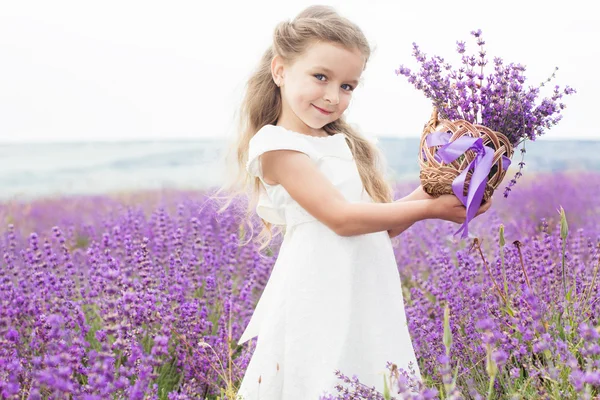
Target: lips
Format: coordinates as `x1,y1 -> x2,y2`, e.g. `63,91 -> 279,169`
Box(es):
312,104 -> 333,115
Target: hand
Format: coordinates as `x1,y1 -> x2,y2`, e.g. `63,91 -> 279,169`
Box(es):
395,184 -> 436,203
406,185 -> 436,201
475,196 -> 493,217
429,194 -> 493,224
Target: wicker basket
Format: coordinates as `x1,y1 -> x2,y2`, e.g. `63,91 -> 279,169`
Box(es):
419,108 -> 514,202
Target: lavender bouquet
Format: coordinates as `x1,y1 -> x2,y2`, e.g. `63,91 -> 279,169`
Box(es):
395,29 -> 575,238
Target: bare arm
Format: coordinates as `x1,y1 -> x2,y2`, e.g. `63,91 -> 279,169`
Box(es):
261,150 -> 481,237
386,186 -> 434,238
387,186 -> 493,238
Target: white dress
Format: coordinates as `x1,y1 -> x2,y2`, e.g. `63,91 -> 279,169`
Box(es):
236,124 -> 422,400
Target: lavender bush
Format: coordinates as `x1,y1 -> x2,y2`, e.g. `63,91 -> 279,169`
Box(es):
1,173 -> 599,399
395,30 -> 576,196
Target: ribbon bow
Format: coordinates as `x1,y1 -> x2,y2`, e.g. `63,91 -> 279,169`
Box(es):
426,131 -> 511,238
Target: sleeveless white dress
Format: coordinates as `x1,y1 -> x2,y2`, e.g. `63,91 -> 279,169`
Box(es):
236,124 -> 422,400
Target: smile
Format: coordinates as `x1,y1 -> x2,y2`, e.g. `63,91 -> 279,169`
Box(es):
312,104 -> 333,115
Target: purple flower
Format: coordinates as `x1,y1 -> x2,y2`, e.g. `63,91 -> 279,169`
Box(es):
396,30 -> 576,196
475,318 -> 495,331
492,350 -> 508,367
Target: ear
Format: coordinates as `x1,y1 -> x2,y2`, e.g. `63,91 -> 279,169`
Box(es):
271,55 -> 286,86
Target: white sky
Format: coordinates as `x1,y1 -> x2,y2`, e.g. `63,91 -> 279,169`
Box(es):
0,0 -> 597,143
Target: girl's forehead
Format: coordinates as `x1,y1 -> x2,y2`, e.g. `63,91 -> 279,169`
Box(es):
298,42 -> 365,75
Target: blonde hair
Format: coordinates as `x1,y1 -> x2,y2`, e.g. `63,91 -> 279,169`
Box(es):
213,5 -> 393,251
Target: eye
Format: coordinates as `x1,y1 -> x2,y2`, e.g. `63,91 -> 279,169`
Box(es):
314,74 -> 355,92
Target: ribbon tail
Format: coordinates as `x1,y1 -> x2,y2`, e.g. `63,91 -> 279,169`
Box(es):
451,160 -> 476,238
451,161 -> 471,205
455,223 -> 468,239
456,147 -> 495,238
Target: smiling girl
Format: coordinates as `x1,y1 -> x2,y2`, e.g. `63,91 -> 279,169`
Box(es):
220,5 -> 492,399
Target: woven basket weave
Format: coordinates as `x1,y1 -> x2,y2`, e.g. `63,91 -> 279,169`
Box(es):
419,108 -> 514,202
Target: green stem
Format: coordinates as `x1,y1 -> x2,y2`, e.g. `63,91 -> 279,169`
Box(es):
580,258 -> 600,316
562,239 -> 568,318
500,247 -> 508,296
486,374 -> 496,400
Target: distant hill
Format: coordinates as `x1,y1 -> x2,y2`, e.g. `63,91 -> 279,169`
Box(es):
1,138 -> 598,201
376,137 -> 600,181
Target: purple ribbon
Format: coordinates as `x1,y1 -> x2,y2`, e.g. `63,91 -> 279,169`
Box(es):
426,131 -> 511,238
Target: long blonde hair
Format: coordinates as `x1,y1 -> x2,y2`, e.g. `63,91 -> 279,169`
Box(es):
213,5 -> 393,251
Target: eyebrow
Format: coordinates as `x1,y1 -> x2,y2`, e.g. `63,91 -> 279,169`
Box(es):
314,66 -> 359,86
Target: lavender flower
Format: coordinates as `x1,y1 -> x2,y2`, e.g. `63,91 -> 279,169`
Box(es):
396,30 -> 576,195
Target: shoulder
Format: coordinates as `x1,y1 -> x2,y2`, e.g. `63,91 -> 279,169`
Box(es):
250,124 -> 312,145
248,125 -> 318,158
246,124 -> 319,178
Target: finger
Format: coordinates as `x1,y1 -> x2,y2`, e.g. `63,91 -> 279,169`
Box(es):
484,199 -> 493,211
475,204 -> 488,217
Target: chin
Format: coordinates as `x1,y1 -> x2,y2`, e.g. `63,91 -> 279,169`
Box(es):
301,119 -> 325,129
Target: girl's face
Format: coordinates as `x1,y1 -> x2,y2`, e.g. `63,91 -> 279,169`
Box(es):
271,41 -> 365,135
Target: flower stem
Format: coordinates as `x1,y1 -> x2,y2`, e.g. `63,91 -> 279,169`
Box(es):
472,238 -> 508,304
513,241 -> 531,289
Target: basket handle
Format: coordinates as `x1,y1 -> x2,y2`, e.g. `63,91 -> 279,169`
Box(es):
423,107 -> 439,134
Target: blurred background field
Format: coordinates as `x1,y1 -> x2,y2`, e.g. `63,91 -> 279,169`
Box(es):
2,137 -> 600,203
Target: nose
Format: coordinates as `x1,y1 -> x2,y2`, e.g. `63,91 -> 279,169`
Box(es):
323,85 -> 339,105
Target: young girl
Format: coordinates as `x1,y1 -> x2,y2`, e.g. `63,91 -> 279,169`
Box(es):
223,5 -> 492,399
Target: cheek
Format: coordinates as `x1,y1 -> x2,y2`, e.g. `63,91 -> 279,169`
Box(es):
340,95 -> 352,110
301,78 -> 323,95
290,81 -> 315,103
291,93 -> 309,109
303,84 -> 323,101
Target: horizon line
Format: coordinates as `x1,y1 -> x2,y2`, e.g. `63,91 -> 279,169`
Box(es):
1,136 -> 599,145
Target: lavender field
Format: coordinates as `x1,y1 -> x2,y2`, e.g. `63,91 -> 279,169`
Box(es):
1,172 -> 599,399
